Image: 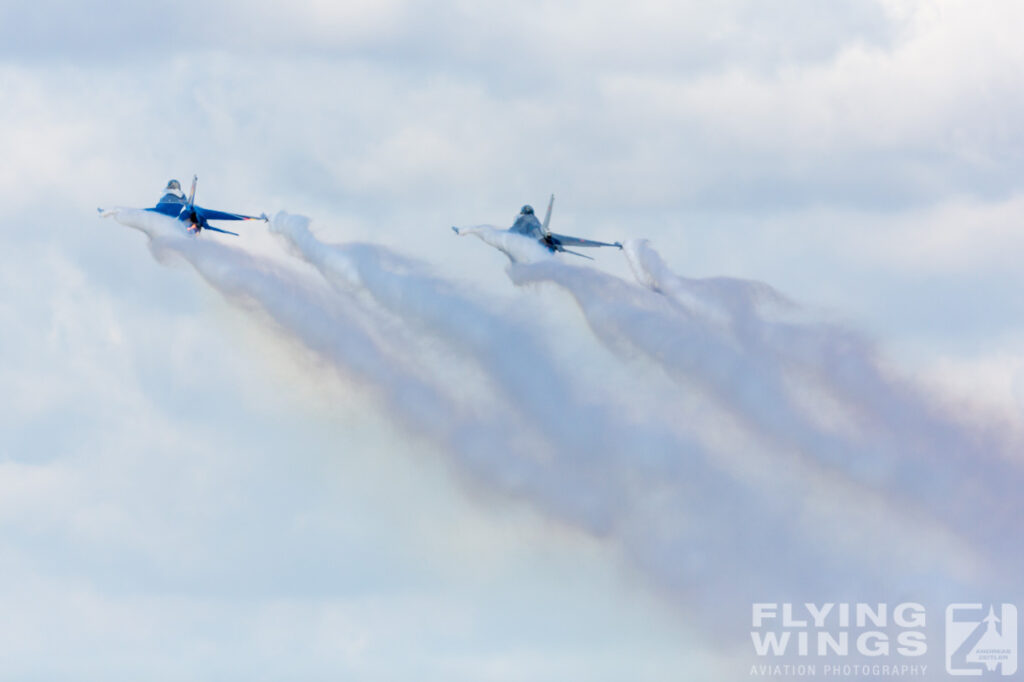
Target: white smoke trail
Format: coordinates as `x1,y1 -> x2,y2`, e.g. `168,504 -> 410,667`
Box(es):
266,213 -> 993,616
509,257 -> 870,469
623,240 -> 1024,558
103,210 -> 606,524
103,209 -> 1012,660
101,212 -> 724,540
509,243 -> 1024,575
624,238 -> 1018,463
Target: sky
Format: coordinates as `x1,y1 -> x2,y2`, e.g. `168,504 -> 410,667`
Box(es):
2,1 -> 1024,680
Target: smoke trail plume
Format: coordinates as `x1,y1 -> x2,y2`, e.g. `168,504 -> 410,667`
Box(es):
624,238 -> 1019,463
104,209 -> 1014,656
103,210 -> 596,519
509,241 -> 1024,575
623,240 -> 1024,558
267,213 -> 991,612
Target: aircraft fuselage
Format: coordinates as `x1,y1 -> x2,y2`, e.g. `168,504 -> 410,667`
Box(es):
510,214 -> 550,247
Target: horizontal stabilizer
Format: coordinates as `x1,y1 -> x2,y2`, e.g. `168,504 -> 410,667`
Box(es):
203,225 -> 239,236
560,248 -> 594,260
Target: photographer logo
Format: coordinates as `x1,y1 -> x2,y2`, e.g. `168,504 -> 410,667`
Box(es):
945,604 -> 1017,676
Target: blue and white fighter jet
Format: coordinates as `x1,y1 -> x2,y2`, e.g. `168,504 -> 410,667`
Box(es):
101,176 -> 267,236
453,195 -> 622,259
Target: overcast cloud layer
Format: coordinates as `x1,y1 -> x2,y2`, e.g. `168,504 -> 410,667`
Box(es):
3,1 -> 1024,680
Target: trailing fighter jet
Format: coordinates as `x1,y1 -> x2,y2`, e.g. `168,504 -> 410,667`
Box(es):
99,176 -> 267,236
453,195 -> 622,259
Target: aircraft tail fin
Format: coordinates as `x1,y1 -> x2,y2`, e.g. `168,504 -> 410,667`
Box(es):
186,175 -> 197,208
542,194 -> 554,235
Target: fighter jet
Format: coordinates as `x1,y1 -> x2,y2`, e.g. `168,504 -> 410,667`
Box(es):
453,195 -> 622,259
99,176 -> 267,236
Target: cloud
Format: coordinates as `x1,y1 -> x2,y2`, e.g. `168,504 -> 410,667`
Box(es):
5,2 -> 1024,678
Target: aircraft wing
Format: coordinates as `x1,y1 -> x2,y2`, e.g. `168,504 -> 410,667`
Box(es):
196,207 -> 268,222
548,232 -> 623,250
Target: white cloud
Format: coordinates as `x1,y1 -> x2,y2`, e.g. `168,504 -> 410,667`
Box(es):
4,1 -> 1024,679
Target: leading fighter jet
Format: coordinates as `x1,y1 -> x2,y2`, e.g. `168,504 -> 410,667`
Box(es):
100,176 -> 268,236
453,195 -> 622,259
